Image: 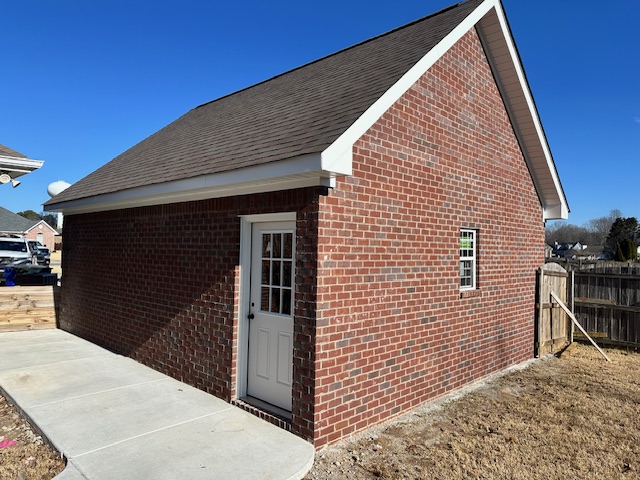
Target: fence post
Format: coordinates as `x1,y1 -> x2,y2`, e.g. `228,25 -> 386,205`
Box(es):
570,270 -> 575,343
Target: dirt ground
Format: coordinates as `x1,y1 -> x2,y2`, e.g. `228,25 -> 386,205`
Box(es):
0,394 -> 65,480
306,343 -> 640,480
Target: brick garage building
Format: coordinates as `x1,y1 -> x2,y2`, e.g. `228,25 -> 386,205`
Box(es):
46,0 -> 568,448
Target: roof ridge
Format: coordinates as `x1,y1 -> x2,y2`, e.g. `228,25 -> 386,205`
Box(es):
193,1 -> 472,112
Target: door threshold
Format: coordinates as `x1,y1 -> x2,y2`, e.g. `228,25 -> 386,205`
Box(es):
239,396 -> 292,422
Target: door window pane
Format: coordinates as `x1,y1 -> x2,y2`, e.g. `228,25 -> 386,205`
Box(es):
272,260 -> 281,286
273,234 -> 282,259
262,234 -> 271,257
261,260 -> 270,285
283,233 -> 293,258
282,289 -> 291,315
282,261 -> 292,287
271,288 -> 281,313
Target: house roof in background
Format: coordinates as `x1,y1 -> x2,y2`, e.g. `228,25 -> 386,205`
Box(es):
0,206 -> 37,233
44,0 -> 568,221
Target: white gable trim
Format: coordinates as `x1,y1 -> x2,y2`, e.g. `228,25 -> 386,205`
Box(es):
24,220 -> 58,235
321,0 -> 568,221
320,0 -> 495,175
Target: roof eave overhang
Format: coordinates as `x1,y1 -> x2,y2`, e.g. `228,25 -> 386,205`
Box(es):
0,155 -> 44,179
45,153 -> 342,215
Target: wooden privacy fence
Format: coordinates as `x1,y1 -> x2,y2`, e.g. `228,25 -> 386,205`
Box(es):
573,264 -> 640,348
536,263 -> 570,356
0,286 -> 59,332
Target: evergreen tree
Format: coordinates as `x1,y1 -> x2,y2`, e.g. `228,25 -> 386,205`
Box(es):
605,217 -> 639,260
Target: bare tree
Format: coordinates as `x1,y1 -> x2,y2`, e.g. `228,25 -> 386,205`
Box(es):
586,209 -> 622,246
545,222 -> 590,246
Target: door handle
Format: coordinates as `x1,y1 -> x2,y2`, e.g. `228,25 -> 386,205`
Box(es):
247,313 -> 254,320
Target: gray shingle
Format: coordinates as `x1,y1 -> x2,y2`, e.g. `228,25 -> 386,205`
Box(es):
48,0 -> 482,205
0,144 -> 27,158
0,206 -> 37,233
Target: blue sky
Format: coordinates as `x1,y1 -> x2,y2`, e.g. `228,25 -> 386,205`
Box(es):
2,1 -> 639,226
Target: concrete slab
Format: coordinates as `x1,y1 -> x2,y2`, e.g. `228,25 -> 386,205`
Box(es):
0,333 -> 111,371
0,355 -> 166,407
70,408 -> 314,480
28,378 -> 235,457
0,330 -> 314,479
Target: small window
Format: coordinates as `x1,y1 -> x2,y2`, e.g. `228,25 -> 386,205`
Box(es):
460,229 -> 476,290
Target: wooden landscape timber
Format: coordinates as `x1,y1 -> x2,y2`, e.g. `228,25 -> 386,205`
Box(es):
0,286 -> 58,332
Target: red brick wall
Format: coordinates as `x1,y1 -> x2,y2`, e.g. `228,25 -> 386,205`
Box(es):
59,188 -> 323,441
313,29 -> 545,447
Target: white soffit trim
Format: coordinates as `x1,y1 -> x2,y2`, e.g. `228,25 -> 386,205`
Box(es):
477,3 -> 568,220
46,154 -> 334,215
320,0 -> 496,172
0,155 -> 44,178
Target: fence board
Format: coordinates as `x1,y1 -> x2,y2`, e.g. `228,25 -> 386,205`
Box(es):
572,265 -> 640,348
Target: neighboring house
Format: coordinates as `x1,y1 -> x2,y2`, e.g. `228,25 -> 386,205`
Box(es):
45,0 -> 568,448
0,207 -> 58,251
23,220 -> 58,251
0,144 -> 44,187
553,242 -> 588,258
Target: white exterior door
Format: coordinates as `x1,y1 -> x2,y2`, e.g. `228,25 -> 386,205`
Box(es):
247,221 -> 295,411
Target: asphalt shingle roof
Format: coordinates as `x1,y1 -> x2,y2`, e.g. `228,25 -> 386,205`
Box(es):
0,145 -> 27,158
0,206 -> 37,233
47,0 -> 483,206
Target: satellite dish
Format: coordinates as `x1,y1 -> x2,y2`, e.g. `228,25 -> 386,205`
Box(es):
47,180 -> 71,197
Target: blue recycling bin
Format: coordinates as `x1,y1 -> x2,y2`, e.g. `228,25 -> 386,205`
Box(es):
3,267 -> 16,286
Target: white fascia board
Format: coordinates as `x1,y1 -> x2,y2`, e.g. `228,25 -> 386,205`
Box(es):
45,153 -> 335,215
320,0 -> 496,171
478,3 -> 569,220
0,155 -> 44,178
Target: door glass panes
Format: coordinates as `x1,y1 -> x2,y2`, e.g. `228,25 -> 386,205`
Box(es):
259,231 -> 294,315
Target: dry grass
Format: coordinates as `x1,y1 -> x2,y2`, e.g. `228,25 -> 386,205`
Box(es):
307,343 -> 640,479
0,395 -> 65,480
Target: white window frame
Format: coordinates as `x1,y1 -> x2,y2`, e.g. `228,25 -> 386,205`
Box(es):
460,229 -> 477,291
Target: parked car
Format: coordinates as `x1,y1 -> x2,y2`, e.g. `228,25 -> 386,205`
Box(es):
27,240 -> 51,266
0,237 -> 41,266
